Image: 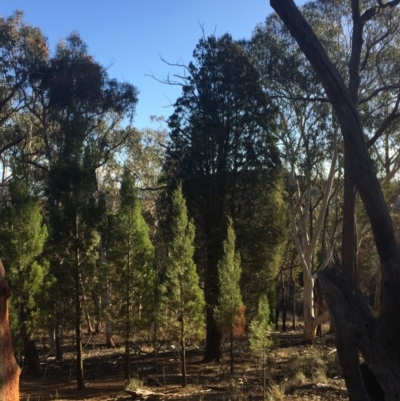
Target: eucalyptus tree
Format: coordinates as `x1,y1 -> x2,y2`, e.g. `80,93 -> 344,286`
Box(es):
163,33 -> 285,362
20,32 -> 138,174
0,12 -> 48,200
271,0 -> 400,398
251,0 -> 400,342
250,11 -> 340,342
120,123 -> 167,241
0,12 -> 47,135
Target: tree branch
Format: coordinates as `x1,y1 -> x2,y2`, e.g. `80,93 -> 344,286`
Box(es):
359,82 -> 400,104
0,135 -> 25,157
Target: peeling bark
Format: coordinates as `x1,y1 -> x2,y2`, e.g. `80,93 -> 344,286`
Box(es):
0,260 -> 21,401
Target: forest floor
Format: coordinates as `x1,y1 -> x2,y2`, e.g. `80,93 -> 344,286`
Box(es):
20,327 -> 349,401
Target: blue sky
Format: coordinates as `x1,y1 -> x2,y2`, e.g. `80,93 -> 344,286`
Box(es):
0,0 -> 307,130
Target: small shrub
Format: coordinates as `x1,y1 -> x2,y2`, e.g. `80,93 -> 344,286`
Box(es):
125,377 -> 145,391
289,347 -> 328,380
266,382 -> 285,401
290,370 -> 307,387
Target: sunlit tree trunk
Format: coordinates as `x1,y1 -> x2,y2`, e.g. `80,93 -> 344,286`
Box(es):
0,261 -> 20,401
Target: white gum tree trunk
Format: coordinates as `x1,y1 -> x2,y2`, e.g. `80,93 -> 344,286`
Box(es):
289,129 -> 338,342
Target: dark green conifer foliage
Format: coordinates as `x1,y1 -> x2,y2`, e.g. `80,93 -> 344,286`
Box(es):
42,34 -> 138,389
0,172 -> 50,372
108,169 -> 155,382
163,33 -> 284,362
214,219 -> 244,375
249,295 -> 273,400
46,116 -> 102,390
164,185 -> 205,387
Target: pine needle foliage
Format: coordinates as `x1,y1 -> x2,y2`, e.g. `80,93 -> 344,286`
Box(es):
164,184 -> 205,387
249,295 -> 273,353
0,173 -> 50,360
109,168 -> 155,380
249,295 -> 273,400
214,218 -> 244,375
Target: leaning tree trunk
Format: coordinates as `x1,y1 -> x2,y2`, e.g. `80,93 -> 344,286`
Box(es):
0,260 -> 21,401
342,155 -> 358,283
271,1 -> 400,399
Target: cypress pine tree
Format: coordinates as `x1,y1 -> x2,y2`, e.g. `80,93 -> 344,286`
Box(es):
164,184 -> 205,387
0,173 -> 49,373
249,295 -> 273,400
214,218 -> 244,375
108,168 -> 155,382
163,33 -> 283,362
46,117 -> 102,389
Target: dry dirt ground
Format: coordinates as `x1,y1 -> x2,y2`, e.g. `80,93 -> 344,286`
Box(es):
20,330 -> 349,401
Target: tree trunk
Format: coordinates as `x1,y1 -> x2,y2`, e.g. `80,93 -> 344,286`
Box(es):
102,246 -> 114,348
302,273 -> 329,342
48,323 -> 56,356
271,1 -> 400,398
55,335 -> 62,362
342,155 -> 358,283
94,285 -> 102,334
319,265 -> 399,400
290,260 -> 296,330
153,322 -> 158,373
105,321 -> 115,348
302,273 -> 315,342
24,340 -> 41,375
230,325 -> 234,376
81,284 -> 93,333
181,321 -> 187,388
75,216 -> 85,390
0,261 -> 20,401
374,266 -> 382,315
314,279 -> 324,337
75,280 -> 84,390
281,270 -> 287,333
203,308 -> 222,362
125,338 -> 130,382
